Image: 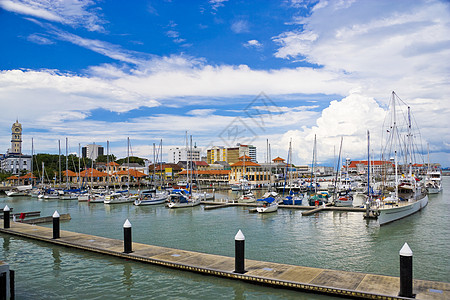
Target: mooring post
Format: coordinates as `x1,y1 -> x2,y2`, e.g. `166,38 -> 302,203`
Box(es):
234,229 -> 246,274
52,211 -> 60,239
399,242 -> 414,298
3,205 -> 10,229
123,219 -> 132,253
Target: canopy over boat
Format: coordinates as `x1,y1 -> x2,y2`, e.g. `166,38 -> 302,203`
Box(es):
257,197 -> 276,203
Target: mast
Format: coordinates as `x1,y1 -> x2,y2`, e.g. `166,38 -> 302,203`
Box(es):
31,138 -> 34,186
58,139 -> 61,187
367,131 -> 370,201
65,137 -> 68,189
78,143 -> 81,190
41,161 -> 44,186
127,137 -> 130,190
107,140 -> 110,190
333,137 -> 343,201
393,91 -> 399,201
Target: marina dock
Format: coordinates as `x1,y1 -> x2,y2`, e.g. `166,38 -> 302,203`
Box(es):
1,220 -> 448,299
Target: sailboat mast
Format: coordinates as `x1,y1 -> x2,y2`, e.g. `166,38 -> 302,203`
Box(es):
393,92 -> 399,201
107,140 -> 110,189
65,137 -> 68,189
58,139 -> 61,187
367,131 -> 370,200
127,137 -> 130,190
31,137 -> 34,186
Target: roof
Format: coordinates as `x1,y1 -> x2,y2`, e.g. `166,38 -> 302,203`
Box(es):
107,162 -> 120,166
19,173 -> 37,179
178,170 -> 231,175
272,156 -> 285,162
193,160 -> 209,166
114,169 -> 147,177
62,170 -> 78,177
230,161 -> 261,167
150,163 -> 183,172
347,160 -> 394,168
238,155 -> 253,160
6,175 -> 19,180
79,168 -> 109,177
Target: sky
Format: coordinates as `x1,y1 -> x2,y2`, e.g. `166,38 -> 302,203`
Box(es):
0,0 -> 449,167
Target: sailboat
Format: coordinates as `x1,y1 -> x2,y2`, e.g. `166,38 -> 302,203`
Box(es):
282,139 -> 303,205
308,135 -> 329,206
166,135 -> 201,209
366,92 -> 428,225
134,141 -> 168,206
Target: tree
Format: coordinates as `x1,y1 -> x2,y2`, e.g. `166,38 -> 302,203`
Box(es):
96,154 -> 117,163
116,156 -> 145,166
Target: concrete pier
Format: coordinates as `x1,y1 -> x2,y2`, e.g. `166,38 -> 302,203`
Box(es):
0,220 -> 448,299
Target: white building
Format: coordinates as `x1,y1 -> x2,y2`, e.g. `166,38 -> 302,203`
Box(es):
1,120 -> 32,175
168,146 -> 201,164
82,144 -> 104,161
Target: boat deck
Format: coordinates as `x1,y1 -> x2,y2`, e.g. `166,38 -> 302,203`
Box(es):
1,220 -> 448,299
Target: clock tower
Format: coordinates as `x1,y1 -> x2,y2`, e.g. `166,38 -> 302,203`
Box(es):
11,120 -> 22,154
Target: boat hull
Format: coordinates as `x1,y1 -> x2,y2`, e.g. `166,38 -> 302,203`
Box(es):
427,187 -> 442,194
256,203 -> 278,213
167,200 -> 201,208
378,195 -> 428,225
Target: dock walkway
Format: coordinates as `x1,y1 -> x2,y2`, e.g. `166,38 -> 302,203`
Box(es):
1,220 -> 448,299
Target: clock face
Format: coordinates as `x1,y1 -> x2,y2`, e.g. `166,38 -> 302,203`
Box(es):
15,127 -> 20,132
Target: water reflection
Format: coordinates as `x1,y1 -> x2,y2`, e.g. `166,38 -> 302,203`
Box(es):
52,248 -> 61,273
122,263 -> 133,292
2,235 -> 10,252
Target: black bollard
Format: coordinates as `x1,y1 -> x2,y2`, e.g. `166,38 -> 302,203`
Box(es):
234,230 -> 246,274
399,242 -> 414,298
52,211 -> 60,239
3,205 -> 10,229
123,219 -> 132,253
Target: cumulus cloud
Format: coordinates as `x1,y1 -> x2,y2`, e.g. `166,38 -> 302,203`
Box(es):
243,39 -> 262,48
0,0 -> 105,32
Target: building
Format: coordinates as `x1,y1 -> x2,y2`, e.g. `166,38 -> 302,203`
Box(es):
0,120 -> 32,175
82,144 -> 104,160
228,155 -> 270,184
168,146 -> 201,164
206,144 -> 257,164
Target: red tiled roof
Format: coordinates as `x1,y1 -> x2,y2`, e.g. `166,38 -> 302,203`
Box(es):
114,169 -> 147,177
178,170 -> 231,175
272,156 -> 285,162
6,175 -> 19,180
107,162 -> 120,166
19,173 -> 37,179
62,170 -> 78,177
193,161 -> 209,166
230,161 -> 261,167
347,160 -> 393,168
79,168 -> 108,177
238,155 -> 252,160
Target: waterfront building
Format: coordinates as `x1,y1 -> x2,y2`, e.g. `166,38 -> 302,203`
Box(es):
346,160 -> 394,175
0,120 -> 32,175
206,144 -> 257,164
228,155 -> 270,185
168,146 -> 201,163
82,144 -> 104,160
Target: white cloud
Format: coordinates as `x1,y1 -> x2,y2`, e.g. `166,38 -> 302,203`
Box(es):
243,39 -> 262,48
26,33 -> 54,45
231,20 -> 249,33
0,0 -> 105,32
209,0 -> 228,11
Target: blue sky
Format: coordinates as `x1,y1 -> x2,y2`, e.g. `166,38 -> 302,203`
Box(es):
0,0 -> 449,166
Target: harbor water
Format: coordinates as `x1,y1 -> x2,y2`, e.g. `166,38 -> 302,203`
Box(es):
1,177 -> 449,299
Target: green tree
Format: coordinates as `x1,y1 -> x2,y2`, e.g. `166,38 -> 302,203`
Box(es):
96,154 -> 117,163
116,156 -> 145,166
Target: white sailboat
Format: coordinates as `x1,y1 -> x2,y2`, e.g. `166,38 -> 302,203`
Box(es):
366,92 -> 428,225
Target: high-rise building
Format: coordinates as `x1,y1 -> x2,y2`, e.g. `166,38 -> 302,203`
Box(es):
168,145 -> 201,163
82,144 -> 104,161
206,144 -> 257,164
